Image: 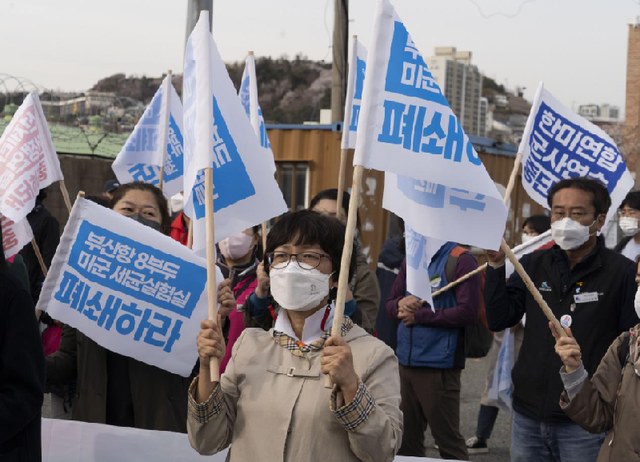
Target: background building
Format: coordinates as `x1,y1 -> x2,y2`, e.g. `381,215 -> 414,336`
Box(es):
427,47 -> 486,137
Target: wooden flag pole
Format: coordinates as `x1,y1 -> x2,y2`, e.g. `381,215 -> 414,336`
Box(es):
187,220 -> 194,249
433,152 -> 523,298
261,222 -> 267,252
325,164 -> 364,388
31,238 -> 48,278
59,180 -> 73,215
336,149 -> 349,221
500,238 -> 564,338
158,70 -> 173,192
204,167 -> 220,381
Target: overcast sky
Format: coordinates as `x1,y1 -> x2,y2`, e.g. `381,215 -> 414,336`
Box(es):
2,0 -> 639,114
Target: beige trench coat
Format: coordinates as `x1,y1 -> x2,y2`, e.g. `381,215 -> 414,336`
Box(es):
188,325 -> 402,461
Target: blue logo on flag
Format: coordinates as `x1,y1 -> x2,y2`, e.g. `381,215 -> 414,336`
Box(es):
523,101 -> 626,198
192,97 -> 256,219
398,176 -> 487,212
385,21 -> 448,107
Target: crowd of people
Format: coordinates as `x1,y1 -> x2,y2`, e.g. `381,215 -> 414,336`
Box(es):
2,176 -> 640,461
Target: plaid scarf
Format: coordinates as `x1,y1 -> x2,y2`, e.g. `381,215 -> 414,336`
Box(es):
272,317 -> 354,358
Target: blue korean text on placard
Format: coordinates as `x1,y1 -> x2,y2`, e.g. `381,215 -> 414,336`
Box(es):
384,21 -> 448,106
54,271 -> 184,353
398,176 -> 487,213
66,221 -> 206,318
349,57 -> 367,133
163,113 -> 184,183
523,102 -> 626,198
192,96 -> 256,219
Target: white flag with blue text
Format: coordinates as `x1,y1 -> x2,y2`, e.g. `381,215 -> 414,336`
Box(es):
239,54 -> 274,155
341,37 -> 367,150
519,83 -> 633,224
112,76 -> 185,199
404,225 -> 443,310
355,0 -> 507,250
36,197 -> 222,377
0,92 -> 64,223
183,12 -> 287,256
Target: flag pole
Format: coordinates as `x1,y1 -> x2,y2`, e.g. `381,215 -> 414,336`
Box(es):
325,164 -> 364,388
187,218 -> 194,249
59,180 -> 73,215
31,238 -> 48,278
246,50 -> 270,250
500,238 -> 564,338
158,70 -> 172,192
204,167 -> 220,381
336,35 -> 358,222
433,152 -> 523,298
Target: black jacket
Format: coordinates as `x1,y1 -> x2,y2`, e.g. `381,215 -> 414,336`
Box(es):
20,202 -> 60,304
0,271 -> 45,461
485,236 -> 639,422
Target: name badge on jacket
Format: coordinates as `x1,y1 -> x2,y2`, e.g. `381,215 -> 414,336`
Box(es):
574,292 -> 598,304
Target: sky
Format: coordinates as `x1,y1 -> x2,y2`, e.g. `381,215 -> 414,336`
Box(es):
2,0 -> 640,115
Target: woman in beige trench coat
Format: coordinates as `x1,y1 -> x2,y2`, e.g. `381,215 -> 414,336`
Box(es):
188,210 -> 403,462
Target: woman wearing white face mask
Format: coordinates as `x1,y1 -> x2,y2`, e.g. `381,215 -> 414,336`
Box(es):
549,256 -> 640,461
188,210 -> 402,462
614,191 -> 640,261
216,227 -> 261,373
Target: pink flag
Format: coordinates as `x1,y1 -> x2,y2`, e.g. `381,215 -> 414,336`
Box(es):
0,92 -> 63,223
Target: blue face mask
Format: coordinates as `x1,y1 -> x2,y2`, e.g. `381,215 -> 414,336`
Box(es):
129,213 -> 161,231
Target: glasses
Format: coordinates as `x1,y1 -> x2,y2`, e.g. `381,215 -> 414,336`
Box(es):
618,208 -> 640,218
267,251 -> 331,270
551,211 -> 592,221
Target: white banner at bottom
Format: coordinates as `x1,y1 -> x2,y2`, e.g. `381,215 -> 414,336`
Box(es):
41,419 -> 446,461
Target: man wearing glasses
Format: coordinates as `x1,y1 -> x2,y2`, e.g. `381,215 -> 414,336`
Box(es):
484,178 -> 639,462
614,191 -> 640,261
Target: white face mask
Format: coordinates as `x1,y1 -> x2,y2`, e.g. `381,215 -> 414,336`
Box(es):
521,233 -> 535,245
270,264 -> 332,312
634,287 -> 640,320
551,217 -> 597,251
619,217 -> 640,237
219,232 -> 254,261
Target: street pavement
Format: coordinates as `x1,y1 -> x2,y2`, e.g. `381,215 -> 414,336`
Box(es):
423,354 -> 512,461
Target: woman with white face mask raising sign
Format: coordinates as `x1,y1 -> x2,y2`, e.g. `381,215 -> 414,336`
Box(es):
549,255 -> 640,462
189,210 -> 402,462
216,226 -> 261,373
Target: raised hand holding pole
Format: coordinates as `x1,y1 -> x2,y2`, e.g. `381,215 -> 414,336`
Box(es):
325,164 -> 364,388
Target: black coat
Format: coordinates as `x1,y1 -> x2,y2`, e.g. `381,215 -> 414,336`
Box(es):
0,271 -> 45,461
485,237 -> 640,422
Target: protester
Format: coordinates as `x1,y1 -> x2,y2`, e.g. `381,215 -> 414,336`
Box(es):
485,178 -> 639,462
0,231 -> 45,462
386,241 -> 481,460
46,182 -> 235,432
103,179 -> 121,200
614,191 -> 640,261
375,232 -> 405,351
189,210 -> 402,461
216,226 -> 262,373
21,189 -> 60,304
467,214 -> 551,454
170,211 -> 191,246
551,256 -> 640,461
310,188 -> 381,333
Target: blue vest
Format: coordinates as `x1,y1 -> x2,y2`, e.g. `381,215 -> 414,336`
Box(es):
396,241 -> 460,368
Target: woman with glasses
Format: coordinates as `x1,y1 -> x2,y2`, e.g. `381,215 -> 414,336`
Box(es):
188,210 -> 402,462
614,191 -> 640,261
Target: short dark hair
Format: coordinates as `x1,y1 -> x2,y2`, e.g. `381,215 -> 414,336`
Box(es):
620,191 -> 640,211
109,182 -> 171,235
264,210 -> 356,283
522,214 -> 551,234
309,188 -> 360,230
547,178 -> 611,217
